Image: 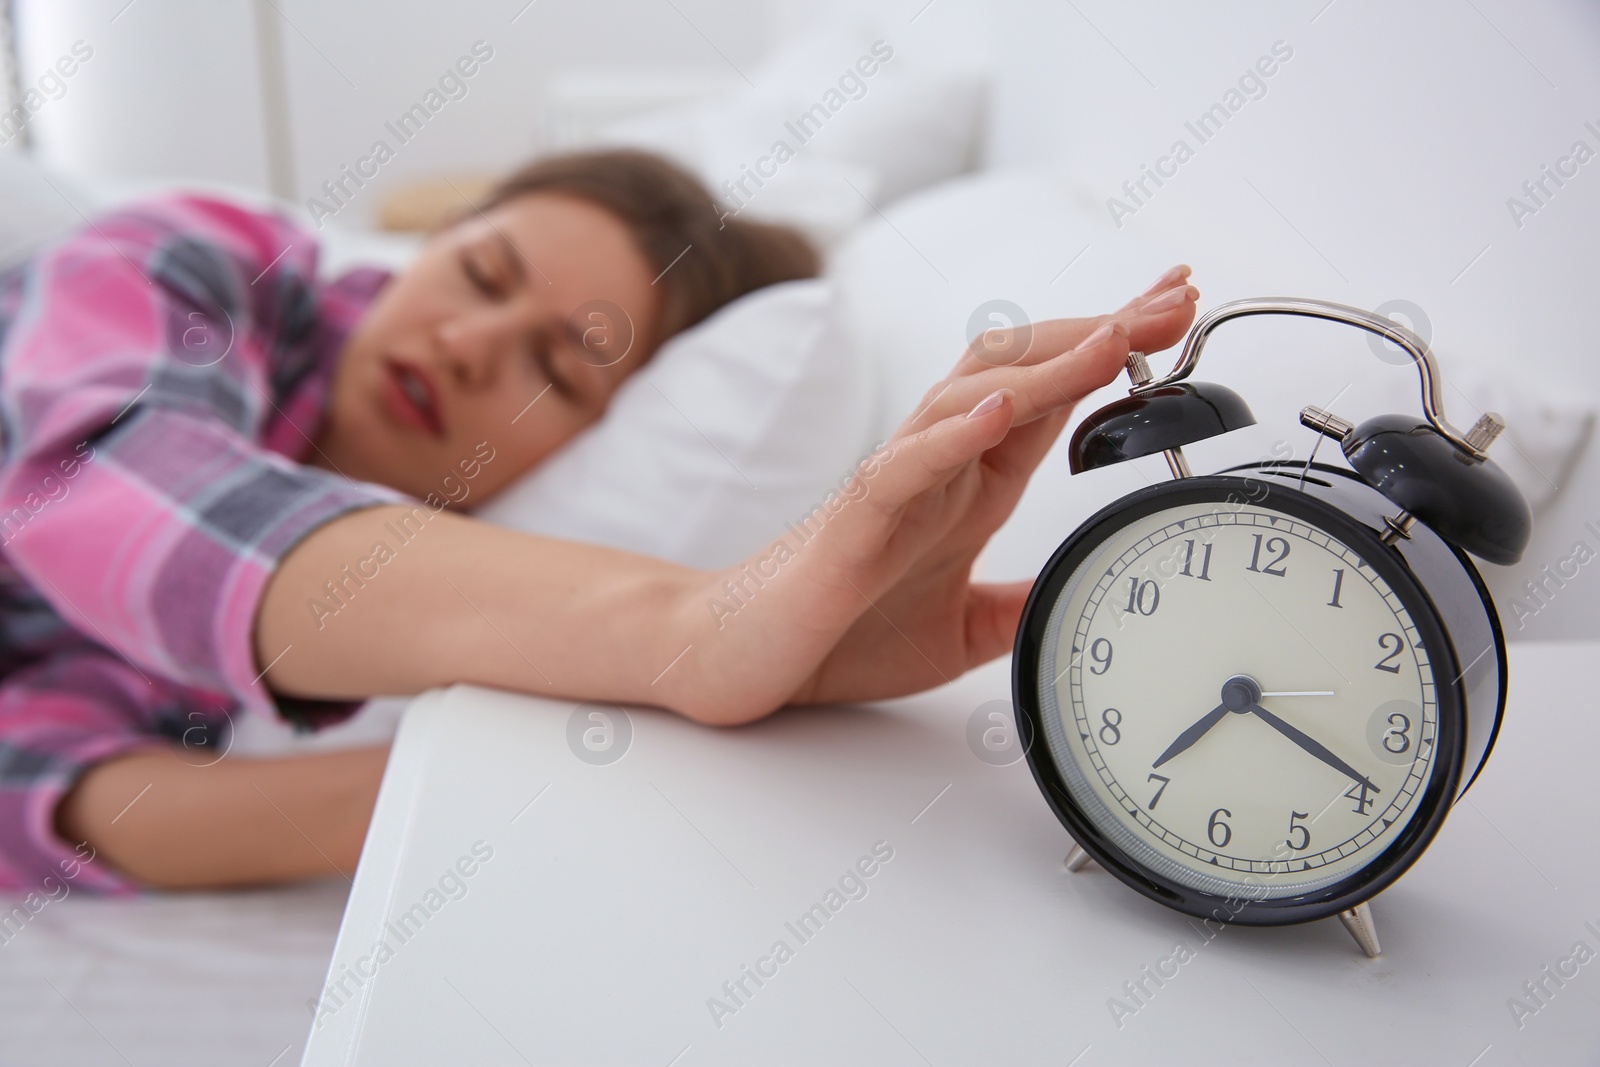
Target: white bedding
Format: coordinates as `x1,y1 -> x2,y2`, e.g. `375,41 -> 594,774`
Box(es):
0,880 -> 346,1065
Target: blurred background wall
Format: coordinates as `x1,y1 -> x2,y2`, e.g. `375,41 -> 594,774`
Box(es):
7,0 -> 994,201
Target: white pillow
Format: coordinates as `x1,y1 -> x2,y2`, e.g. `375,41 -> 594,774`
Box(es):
826,168 -> 1599,646
828,168 -> 1597,514
473,279 -> 880,570
592,21 -> 987,248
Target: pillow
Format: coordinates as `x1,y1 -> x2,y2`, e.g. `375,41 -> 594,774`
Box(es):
826,168 -> 1599,643
827,170 -> 1215,443
829,168 -> 1598,511
473,279 -> 880,570
591,20 -> 988,248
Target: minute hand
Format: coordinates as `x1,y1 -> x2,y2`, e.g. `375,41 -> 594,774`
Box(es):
1247,703 -> 1377,791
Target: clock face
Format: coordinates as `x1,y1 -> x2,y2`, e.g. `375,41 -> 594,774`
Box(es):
1032,492 -> 1447,903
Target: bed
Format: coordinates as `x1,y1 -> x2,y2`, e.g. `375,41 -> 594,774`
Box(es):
1,4 -> 1595,1063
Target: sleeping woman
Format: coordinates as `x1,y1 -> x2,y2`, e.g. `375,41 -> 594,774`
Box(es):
0,149 -> 1199,892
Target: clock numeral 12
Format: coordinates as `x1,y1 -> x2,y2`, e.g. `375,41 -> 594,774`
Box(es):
1180,538 -> 1212,581
1246,533 -> 1290,577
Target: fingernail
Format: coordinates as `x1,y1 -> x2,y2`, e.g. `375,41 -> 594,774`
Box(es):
966,387 -> 1012,419
1142,264 -> 1190,296
1144,284 -> 1197,313
1075,320 -> 1128,350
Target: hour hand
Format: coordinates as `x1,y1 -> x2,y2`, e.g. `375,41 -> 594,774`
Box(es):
1247,703 -> 1377,791
1151,703 -> 1230,769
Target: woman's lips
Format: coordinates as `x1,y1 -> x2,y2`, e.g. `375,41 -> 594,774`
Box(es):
381,359 -> 445,438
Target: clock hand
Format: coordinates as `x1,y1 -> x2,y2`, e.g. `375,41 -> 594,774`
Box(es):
1247,703 -> 1377,791
1151,675 -> 1264,769
1150,702 -> 1230,769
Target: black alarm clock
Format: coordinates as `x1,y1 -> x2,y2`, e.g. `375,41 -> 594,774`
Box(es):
1011,297 -> 1532,957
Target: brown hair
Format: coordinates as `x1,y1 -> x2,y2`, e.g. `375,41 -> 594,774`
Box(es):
479,149 -> 820,343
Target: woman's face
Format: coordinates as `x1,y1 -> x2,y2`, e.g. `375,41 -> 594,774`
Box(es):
314,193 -> 662,505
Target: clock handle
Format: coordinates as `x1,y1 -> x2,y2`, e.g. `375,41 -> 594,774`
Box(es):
1135,297 -> 1490,462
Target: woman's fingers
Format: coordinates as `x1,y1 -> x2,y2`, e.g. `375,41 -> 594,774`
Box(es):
1120,282 -> 1199,357
1137,263 -> 1191,299
952,266 -> 1195,377
868,388 -> 1016,513
916,279 -> 1203,434
962,579 -> 1037,668
903,319 -> 1132,436
956,317 -> 1104,376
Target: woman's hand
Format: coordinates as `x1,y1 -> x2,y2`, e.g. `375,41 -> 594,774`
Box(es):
679,267 -> 1200,723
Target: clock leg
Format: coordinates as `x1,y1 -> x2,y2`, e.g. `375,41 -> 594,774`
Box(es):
1337,901 -> 1381,958
1063,844 -> 1095,872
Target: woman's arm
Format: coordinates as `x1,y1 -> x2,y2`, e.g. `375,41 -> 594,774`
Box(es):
255,276 -> 1202,725
254,505 -> 709,710
56,745 -> 388,889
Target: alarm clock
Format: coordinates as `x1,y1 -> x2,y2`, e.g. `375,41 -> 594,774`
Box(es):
1011,297 -> 1532,957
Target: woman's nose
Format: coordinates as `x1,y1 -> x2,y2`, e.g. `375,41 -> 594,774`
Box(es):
436,314 -> 512,389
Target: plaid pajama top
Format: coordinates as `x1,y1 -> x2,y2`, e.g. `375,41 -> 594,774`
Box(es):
0,195 -> 406,893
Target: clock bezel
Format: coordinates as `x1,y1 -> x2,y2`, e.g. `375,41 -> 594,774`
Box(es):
1012,472 -> 1467,927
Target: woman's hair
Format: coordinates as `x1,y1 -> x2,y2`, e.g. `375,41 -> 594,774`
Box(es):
479,149 -> 820,342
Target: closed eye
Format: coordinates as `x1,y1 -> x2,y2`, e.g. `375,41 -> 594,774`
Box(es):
531,334 -> 577,400
460,251 -> 504,298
